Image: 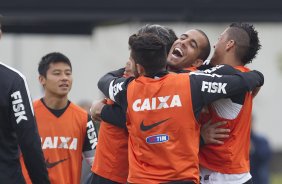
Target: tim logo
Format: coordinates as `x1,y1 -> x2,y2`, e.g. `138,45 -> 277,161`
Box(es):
146,134 -> 169,144
11,91 -> 27,124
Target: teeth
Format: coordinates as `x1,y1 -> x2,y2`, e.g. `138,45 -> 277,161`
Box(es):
175,48 -> 183,54
173,47 -> 183,57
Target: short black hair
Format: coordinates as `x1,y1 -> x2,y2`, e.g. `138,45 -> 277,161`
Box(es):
227,22 -> 261,65
129,33 -> 167,76
137,24 -> 177,55
38,52 -> 72,77
195,29 -> 211,61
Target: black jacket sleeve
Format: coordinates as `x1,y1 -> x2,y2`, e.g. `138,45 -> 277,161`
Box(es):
97,68 -> 126,103
83,115 -> 98,152
190,69 -> 264,119
98,68 -> 134,108
82,115 -> 98,166
198,64 -> 257,105
98,68 -> 134,128
10,76 -> 50,184
200,64 -> 239,75
100,103 -> 126,128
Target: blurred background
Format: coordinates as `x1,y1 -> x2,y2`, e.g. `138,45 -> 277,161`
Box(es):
1,0 -> 281,183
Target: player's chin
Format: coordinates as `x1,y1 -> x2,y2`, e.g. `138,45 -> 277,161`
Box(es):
60,86 -> 71,91
57,90 -> 70,96
167,59 -> 181,67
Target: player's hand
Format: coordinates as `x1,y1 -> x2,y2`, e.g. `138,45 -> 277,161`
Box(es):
90,99 -> 107,122
124,59 -> 134,77
201,121 -> 230,145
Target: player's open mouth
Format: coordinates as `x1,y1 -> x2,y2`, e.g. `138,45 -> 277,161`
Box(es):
172,47 -> 183,58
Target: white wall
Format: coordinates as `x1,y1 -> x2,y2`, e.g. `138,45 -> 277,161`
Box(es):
0,22 -> 281,150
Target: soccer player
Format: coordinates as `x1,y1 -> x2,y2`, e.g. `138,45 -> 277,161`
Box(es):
89,24 -> 177,184
0,24 -> 50,184
20,52 -> 98,184
90,26 -> 233,183
93,27 -> 229,144
97,32 -> 264,183
199,23 -> 262,184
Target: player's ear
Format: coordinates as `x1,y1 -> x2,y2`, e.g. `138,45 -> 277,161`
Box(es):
39,75 -> 46,86
136,64 -> 145,75
226,40 -> 235,51
192,59 -> 204,68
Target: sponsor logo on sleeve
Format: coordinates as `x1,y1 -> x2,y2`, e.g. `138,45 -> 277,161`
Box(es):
87,120 -> 98,150
11,91 -> 27,124
109,81 -> 124,101
201,81 -> 227,94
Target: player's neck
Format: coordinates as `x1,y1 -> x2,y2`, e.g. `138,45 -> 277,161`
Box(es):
224,59 -> 242,67
221,54 -> 242,67
42,95 -> 69,110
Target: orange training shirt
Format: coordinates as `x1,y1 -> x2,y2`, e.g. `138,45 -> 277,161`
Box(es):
21,99 -> 89,184
199,66 -> 253,174
92,99 -> 129,183
126,73 -> 200,184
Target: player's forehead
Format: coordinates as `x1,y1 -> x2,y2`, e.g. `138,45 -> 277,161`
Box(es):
47,62 -> 71,72
181,29 -> 207,46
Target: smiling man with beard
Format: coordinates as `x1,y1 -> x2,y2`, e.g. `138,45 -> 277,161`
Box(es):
167,29 -> 211,72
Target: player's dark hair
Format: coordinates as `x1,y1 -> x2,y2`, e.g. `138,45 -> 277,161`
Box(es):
38,52 -> 72,77
137,24 -> 177,55
129,33 -> 167,76
227,22 -> 261,65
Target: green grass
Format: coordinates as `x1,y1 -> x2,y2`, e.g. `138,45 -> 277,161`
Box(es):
271,173 -> 282,184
